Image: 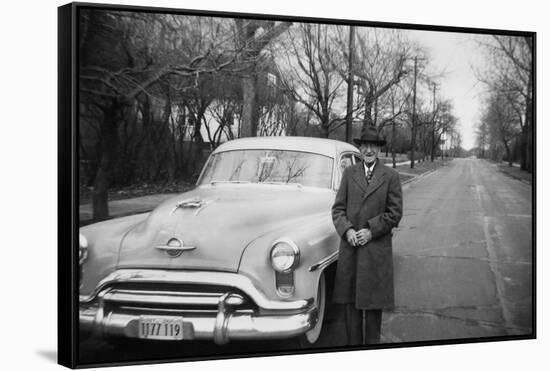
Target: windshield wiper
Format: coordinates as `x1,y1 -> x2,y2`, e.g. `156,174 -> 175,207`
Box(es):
210,180 -> 303,188
210,180 -> 252,185
260,181 -> 303,188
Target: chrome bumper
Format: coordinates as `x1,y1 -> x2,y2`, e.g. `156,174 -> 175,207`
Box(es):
79,269 -> 317,344
80,303 -> 317,344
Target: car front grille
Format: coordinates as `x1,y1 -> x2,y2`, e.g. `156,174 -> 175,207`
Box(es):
99,282 -> 256,315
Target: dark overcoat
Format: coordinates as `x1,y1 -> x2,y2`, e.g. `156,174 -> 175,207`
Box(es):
331,159 -> 403,309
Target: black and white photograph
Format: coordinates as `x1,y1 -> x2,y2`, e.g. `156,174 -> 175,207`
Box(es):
56,1 -> 536,369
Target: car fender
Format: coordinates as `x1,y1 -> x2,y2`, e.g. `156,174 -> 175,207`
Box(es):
237,211 -> 339,304
79,212 -> 149,296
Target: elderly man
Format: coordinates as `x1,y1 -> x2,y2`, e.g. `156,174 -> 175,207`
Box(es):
332,125 -> 403,345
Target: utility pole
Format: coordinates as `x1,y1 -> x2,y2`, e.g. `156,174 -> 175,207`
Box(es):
345,26 -> 355,143
410,56 -> 418,169
441,131 -> 445,160
431,82 -> 437,162
391,92 -> 397,168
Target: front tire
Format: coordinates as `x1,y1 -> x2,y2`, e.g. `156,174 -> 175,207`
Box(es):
298,272 -> 326,347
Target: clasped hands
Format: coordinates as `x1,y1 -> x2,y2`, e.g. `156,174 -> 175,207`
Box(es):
345,228 -> 372,247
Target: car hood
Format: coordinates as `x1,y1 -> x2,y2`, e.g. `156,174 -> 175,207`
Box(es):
117,184 -> 335,272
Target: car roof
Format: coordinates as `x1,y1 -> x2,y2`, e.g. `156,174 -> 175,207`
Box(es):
212,136 -> 359,158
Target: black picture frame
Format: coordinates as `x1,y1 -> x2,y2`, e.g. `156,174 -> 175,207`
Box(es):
58,2 -> 536,368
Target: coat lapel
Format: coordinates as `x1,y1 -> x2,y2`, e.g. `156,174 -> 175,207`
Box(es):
351,163 -> 369,193
363,160 -> 386,200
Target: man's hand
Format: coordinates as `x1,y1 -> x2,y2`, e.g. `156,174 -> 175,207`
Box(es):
355,228 -> 372,246
345,228 -> 358,247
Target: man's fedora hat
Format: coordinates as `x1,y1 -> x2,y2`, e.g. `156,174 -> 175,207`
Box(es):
353,125 -> 386,146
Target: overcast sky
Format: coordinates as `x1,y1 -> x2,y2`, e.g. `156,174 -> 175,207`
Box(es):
406,30 -> 490,150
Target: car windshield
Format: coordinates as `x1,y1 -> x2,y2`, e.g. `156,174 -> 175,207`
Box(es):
199,150 -> 334,189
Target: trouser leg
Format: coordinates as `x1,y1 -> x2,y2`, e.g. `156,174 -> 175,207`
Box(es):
363,309 -> 382,344
344,305 -> 382,345
344,303 -> 362,346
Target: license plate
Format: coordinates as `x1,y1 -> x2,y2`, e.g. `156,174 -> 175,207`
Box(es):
138,316 -> 185,340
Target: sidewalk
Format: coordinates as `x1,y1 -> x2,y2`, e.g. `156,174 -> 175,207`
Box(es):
382,158 -> 422,167
79,158 -> 447,225
502,161 -> 520,168
495,161 -> 532,184
394,158 -> 449,184
79,193 -> 178,225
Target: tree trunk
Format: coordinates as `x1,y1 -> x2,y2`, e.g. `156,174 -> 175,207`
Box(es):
430,125 -> 436,162
190,112 -> 205,177
520,125 -> 530,172
410,57 -> 418,169
345,26 -> 355,143
319,120 -> 329,138
362,98 -> 374,130
163,98 -> 175,182
241,74 -> 259,137
504,142 -> 512,167
392,120 -> 396,168
92,100 -> 120,221
140,96 -> 155,181
524,81 -> 533,173
319,109 -> 331,138
178,106 -> 187,179
526,125 -> 532,173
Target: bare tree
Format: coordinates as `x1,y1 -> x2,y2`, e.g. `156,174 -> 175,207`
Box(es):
448,129 -> 463,158
258,101 -> 290,136
351,29 -> 411,130
476,35 -> 533,172
475,120 -> 489,159
276,23 -> 348,137
432,100 -> 458,160
234,19 -> 292,137
79,10 -> 244,220
481,91 -> 521,166
206,98 -> 240,147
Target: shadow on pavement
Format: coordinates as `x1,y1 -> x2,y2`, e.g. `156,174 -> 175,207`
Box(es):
36,350 -> 57,364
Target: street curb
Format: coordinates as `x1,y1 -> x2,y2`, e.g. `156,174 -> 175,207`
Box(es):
483,159 -> 531,186
400,165 -> 444,190
80,209 -> 150,227
497,169 -> 532,185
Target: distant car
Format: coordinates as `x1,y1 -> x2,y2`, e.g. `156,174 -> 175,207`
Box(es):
79,136 -> 362,346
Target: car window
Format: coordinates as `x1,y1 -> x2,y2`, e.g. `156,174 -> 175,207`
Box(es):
340,153 -> 359,172
199,150 -> 334,189
340,155 -> 353,172
335,153 -> 358,190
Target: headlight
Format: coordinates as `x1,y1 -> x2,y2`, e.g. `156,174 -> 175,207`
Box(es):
79,233 -> 88,265
270,239 -> 300,272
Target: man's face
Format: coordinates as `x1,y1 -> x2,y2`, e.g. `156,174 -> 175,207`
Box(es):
360,142 -> 381,165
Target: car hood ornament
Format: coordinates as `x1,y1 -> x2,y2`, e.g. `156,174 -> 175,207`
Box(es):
171,197 -> 215,216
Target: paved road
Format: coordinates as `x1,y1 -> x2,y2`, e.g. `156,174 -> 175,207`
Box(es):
79,158 -> 533,365
384,158 -> 532,342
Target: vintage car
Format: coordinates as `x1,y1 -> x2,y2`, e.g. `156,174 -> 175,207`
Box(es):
79,136 -> 363,346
